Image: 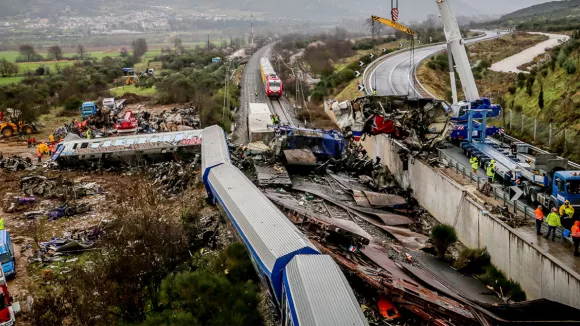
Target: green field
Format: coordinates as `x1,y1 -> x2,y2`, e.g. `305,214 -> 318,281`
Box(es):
0,76 -> 24,85
111,85 -> 157,97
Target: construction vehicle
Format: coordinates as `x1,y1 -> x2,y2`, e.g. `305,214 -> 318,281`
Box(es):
125,75 -> 138,85
370,14 -> 501,142
80,102 -> 98,120
114,110 -> 138,134
0,121 -> 37,138
436,0 -> 580,211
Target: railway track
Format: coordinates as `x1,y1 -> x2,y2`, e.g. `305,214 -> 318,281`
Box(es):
270,98 -> 294,126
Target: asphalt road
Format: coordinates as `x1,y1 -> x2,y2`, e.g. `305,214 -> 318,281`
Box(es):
365,31 -> 505,98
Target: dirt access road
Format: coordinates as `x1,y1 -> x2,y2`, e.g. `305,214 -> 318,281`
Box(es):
490,32 -> 570,74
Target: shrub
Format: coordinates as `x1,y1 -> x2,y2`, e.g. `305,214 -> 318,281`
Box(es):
430,224 -> 457,259
453,247 -> 491,275
477,264 -> 526,302
566,62 -> 577,75
63,96 -> 82,111
508,86 -> 516,95
514,104 -> 523,112
338,68 -> 356,83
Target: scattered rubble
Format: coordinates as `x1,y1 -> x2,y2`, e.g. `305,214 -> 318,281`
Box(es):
0,155 -> 33,171
146,156 -> 199,195
325,95 -> 451,151
20,176 -> 102,199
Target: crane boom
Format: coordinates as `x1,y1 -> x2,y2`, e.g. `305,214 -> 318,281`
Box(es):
371,15 -> 415,36
435,0 -> 479,102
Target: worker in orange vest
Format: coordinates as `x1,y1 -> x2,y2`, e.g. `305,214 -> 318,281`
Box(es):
572,221 -> 580,257
534,205 -> 544,236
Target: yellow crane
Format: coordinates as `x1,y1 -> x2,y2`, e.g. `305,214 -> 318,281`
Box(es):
370,15 -> 416,36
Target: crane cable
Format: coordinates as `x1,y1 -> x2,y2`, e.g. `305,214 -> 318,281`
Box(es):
372,20 -> 377,95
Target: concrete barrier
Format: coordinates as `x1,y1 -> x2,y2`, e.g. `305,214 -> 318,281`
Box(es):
361,134 -> 580,308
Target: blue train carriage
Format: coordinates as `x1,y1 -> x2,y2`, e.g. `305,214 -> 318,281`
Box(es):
201,125 -> 231,197
282,255 -> 368,326
205,162 -> 319,306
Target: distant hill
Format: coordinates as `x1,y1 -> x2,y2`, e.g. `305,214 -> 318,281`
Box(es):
0,0 -> 553,22
500,0 -> 580,21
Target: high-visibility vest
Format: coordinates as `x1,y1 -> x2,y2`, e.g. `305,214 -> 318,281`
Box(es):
572,225 -> 580,238
560,204 -> 575,217
0,218 -> 4,230
486,165 -> 495,177
534,208 -> 544,221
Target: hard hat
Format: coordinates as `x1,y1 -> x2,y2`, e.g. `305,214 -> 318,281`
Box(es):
565,200 -> 570,204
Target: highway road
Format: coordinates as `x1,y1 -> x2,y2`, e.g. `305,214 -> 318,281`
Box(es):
365,31 -> 505,98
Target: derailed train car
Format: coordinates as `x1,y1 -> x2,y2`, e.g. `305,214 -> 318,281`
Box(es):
201,125 -> 368,326
52,130 -> 202,166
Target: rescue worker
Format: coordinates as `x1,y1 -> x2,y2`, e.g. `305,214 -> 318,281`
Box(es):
534,205 -> 544,235
373,88 -> 377,95
469,155 -> 479,174
49,133 -> 54,143
255,89 -> 259,98
86,128 -> 92,139
572,221 -> 580,257
559,200 -> 575,234
273,114 -> 280,126
504,170 -> 513,189
37,149 -> 42,163
545,208 -> 561,242
486,161 -> 496,183
0,217 -> 4,230
26,136 -> 33,148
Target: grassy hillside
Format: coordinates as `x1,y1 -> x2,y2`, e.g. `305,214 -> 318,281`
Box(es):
500,0 -> 580,21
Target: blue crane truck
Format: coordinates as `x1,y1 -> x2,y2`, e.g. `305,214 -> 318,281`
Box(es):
461,140 -> 580,211
449,98 -> 502,141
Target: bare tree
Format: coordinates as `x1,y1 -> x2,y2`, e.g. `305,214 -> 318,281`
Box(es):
18,44 -> 35,62
131,38 -> 148,58
76,44 -> 86,60
48,45 -> 63,60
173,37 -> 182,49
120,47 -> 129,57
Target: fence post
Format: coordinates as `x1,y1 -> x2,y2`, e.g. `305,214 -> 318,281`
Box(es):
549,123 -> 552,148
521,115 -> 524,135
514,200 -> 517,216
510,110 -> 513,130
564,129 -> 567,153
533,118 -> 537,141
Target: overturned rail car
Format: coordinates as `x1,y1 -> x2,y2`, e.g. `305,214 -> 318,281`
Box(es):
52,130 -> 202,166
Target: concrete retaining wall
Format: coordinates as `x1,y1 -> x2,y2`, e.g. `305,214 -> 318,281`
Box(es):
361,134 -> 580,308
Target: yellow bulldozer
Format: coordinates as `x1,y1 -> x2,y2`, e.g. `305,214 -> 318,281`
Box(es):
0,121 -> 37,137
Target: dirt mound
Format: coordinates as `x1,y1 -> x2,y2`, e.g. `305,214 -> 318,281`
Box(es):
123,93 -> 153,103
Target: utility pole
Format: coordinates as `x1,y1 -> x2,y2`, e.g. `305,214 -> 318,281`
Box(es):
251,13 -> 254,45
207,34 -> 210,51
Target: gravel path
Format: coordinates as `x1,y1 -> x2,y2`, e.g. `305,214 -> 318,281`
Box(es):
490,32 -> 570,74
